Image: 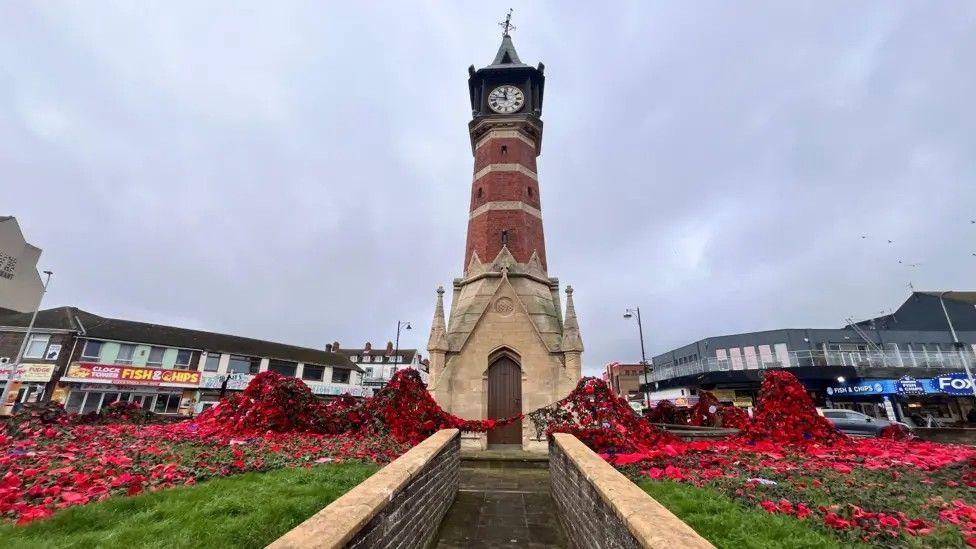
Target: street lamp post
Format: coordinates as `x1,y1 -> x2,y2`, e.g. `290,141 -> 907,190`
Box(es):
623,307 -> 649,409
393,321 -> 412,377
1,270 -> 53,414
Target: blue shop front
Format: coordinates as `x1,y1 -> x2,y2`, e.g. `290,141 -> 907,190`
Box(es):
824,373 -> 976,426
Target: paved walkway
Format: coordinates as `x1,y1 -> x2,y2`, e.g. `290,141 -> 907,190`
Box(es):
433,460 -> 567,548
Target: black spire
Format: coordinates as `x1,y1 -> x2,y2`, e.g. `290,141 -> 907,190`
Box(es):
491,35 -> 523,66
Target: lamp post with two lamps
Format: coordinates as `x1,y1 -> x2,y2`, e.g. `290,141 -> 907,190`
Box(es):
623,307 -> 650,409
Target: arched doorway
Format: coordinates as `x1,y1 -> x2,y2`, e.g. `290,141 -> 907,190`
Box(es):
487,356 -> 522,445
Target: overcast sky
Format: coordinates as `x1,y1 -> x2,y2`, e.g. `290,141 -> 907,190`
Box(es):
2,2 -> 974,375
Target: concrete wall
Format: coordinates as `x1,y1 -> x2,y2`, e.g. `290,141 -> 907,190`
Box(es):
549,433 -> 713,549
268,429 -> 460,549
0,217 -> 43,313
913,428 -> 976,445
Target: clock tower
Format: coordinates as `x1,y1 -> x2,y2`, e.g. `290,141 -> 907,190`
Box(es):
427,21 -> 583,451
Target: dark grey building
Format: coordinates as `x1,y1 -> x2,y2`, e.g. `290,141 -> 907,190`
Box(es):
645,291 -> 976,424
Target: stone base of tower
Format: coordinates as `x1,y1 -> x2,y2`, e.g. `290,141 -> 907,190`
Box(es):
426,247 -> 583,450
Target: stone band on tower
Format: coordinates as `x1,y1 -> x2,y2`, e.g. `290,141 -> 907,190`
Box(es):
427,24 -> 582,451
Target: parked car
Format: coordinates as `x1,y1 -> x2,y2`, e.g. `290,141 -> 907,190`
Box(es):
820,409 -> 912,437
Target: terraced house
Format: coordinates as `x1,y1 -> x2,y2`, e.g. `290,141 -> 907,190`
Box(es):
0,307 -> 365,415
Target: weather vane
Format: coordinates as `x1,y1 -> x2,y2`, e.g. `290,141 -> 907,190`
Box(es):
499,8 -> 516,37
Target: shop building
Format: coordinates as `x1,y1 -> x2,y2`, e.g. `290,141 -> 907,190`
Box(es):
823,373 -> 975,425
194,341 -> 367,414
0,307 -> 365,416
331,341 -> 428,390
0,308 -> 80,405
603,362 -> 644,402
645,291 -> 976,421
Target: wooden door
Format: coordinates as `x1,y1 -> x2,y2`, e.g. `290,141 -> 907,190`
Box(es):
487,357 -> 522,445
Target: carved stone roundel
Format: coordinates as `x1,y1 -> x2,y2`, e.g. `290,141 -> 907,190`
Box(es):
494,297 -> 515,316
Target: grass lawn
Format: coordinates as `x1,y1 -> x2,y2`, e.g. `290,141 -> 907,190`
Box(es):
640,480 -> 857,549
0,462 -> 379,549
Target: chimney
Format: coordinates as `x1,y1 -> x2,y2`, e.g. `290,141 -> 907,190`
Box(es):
332,341 -> 340,351
364,341 -> 372,353
385,341 -> 394,355
325,343 -> 333,352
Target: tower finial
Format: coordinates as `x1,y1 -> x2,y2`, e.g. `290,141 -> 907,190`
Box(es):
499,8 -> 516,37
561,285 -> 583,352
428,286 -> 449,352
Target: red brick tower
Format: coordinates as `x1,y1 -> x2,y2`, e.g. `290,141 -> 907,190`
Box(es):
427,24 -> 583,450
463,34 -> 548,274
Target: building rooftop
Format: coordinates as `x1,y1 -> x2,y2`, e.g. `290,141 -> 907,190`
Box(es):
333,345 -> 418,364
0,306 -> 361,371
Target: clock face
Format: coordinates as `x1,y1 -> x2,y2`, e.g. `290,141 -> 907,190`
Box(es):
487,85 -> 525,114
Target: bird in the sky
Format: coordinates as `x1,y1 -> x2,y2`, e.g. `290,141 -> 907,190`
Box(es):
861,235 -> 867,239
888,239 -> 893,244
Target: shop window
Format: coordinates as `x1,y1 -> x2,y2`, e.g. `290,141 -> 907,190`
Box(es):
24,334 -> 50,359
147,347 -> 166,366
331,368 -> 351,384
204,353 -> 220,372
302,364 -> 325,381
115,344 -> 136,365
65,392 -> 85,414
153,394 -> 181,414
269,359 -> 297,377
174,350 -> 193,370
81,393 -> 103,414
81,340 -> 103,361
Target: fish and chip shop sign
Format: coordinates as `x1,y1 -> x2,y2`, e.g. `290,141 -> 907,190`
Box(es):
827,373 -> 976,398
826,381 -> 895,396
934,373 -> 976,396
896,375 -> 926,396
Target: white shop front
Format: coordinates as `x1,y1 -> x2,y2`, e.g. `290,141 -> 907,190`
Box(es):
0,363 -> 57,406
193,373 -> 372,415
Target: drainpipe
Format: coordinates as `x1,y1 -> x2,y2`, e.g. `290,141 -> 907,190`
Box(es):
939,291 -> 976,399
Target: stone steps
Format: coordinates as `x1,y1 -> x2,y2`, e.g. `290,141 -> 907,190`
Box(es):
461,448 -> 549,469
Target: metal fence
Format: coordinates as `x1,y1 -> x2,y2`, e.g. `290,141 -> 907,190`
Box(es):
646,349 -> 975,383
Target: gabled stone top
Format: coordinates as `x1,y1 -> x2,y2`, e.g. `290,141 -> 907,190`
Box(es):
445,246 -> 566,354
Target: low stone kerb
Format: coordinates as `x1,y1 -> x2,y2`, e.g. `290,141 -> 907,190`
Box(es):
552,433 -> 714,549
268,429 -> 460,549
